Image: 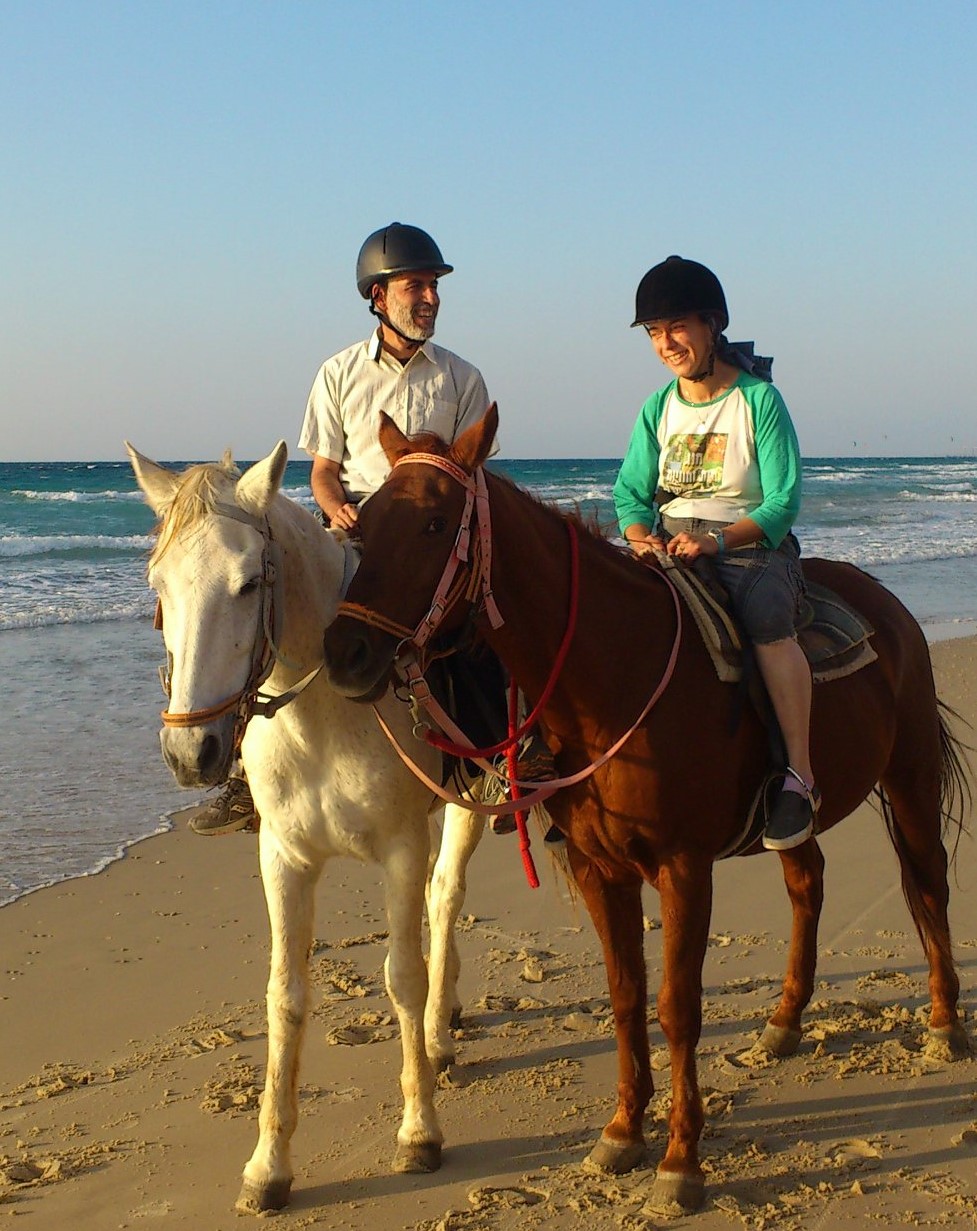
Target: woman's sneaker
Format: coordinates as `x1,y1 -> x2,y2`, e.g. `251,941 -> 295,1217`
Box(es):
188,777 -> 259,836
762,777 -> 820,851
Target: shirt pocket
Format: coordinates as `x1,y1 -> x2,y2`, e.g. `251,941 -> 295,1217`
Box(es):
408,396 -> 458,442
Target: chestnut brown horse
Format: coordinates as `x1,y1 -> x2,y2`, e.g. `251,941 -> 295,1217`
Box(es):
321,405 -> 971,1213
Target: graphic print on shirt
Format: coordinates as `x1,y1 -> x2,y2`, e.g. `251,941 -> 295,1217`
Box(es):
660,432 -> 728,497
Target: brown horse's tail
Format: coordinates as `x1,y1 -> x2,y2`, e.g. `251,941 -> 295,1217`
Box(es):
877,700 -> 973,953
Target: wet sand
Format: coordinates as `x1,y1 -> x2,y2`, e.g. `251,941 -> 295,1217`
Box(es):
2,639 -> 976,1229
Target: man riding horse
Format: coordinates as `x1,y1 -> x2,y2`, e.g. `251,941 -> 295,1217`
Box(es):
189,223 -> 554,834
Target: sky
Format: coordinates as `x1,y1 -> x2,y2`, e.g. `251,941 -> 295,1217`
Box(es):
2,0 -> 976,462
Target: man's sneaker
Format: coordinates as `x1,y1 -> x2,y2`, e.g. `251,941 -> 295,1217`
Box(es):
762,778 -> 820,851
484,731 -> 557,835
188,778 -> 259,836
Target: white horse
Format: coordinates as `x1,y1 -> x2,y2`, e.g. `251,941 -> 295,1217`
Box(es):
127,440 -> 485,1214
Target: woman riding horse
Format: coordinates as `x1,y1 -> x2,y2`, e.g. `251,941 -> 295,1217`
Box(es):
614,255 -> 816,851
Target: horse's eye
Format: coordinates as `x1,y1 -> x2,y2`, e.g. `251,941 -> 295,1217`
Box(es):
424,516 -> 448,536
239,578 -> 261,597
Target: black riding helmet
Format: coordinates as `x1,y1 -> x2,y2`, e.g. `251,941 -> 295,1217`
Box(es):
631,255 -> 729,331
356,223 -> 453,299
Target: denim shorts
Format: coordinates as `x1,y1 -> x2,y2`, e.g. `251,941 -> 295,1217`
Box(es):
661,515 -> 805,645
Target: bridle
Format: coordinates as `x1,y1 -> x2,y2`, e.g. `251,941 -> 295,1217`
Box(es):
340,453 -> 504,650
337,452 -> 685,811
338,453 -> 557,765
156,501 -> 330,751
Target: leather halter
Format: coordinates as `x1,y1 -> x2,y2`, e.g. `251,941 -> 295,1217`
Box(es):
157,501 -> 327,749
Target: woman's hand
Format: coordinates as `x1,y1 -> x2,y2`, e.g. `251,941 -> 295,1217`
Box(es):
666,531 -> 719,562
627,532 -> 667,559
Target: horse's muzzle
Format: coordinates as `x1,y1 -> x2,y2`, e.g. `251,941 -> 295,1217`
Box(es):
160,717 -> 236,787
322,619 -> 393,703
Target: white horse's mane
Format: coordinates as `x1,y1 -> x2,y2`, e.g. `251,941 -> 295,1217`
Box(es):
149,454 -> 241,567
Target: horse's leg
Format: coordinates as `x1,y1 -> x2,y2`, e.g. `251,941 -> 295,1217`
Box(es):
879,768 -> 968,1056
649,853 -> 713,1213
568,850 -> 651,1176
760,839 -> 825,1056
237,838 -> 318,1213
383,835 -> 444,1172
425,802 -> 484,1072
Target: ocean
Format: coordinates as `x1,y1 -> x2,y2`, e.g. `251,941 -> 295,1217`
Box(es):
2,454 -> 977,906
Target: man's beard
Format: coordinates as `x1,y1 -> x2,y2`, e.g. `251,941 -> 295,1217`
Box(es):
386,296 -> 436,342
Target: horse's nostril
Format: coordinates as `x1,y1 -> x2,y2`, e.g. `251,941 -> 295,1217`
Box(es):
347,634 -> 372,675
324,623 -> 373,682
161,741 -> 179,773
199,731 -> 222,774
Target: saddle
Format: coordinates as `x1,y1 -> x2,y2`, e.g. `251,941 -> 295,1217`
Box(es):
655,552 -> 877,685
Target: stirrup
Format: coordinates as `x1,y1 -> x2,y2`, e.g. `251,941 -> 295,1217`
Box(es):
762,768 -> 820,852
484,734 -> 556,796
484,732 -> 557,834
784,766 -> 821,813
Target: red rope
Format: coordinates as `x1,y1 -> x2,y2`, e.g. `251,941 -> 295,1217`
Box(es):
505,676 -> 540,888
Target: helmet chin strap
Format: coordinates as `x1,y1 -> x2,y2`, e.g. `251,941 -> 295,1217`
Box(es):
688,319 -> 721,382
689,353 -> 715,382
370,302 -> 425,350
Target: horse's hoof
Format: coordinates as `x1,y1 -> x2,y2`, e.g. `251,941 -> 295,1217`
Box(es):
642,1167 -> 705,1214
583,1134 -> 647,1175
235,1177 -> 291,1213
449,1006 -> 463,1030
926,1023 -> 972,1061
759,1022 -> 802,1057
393,1140 -> 442,1173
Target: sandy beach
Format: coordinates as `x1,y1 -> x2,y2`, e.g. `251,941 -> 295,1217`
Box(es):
2,639 -> 977,1230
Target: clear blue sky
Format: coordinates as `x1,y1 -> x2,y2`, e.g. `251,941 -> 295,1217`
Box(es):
2,0 -> 975,461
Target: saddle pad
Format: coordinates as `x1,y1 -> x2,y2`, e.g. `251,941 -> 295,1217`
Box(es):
653,552 -> 877,685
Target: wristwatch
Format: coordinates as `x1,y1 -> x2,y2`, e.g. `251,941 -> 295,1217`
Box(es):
706,529 -> 726,556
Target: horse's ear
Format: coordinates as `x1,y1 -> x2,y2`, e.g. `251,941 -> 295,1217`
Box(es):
126,441 -> 180,516
450,404 -> 499,472
378,412 -> 413,465
237,441 -> 289,515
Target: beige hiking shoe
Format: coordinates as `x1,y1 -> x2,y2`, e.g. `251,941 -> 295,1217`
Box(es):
483,731 -> 560,838
187,778 -> 259,836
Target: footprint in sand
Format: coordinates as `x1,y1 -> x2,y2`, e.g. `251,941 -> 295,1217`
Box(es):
467,1184 -> 547,1210
326,1011 -> 395,1046
200,1057 -> 260,1114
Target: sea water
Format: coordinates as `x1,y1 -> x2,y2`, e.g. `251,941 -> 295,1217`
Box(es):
2,454 -> 977,904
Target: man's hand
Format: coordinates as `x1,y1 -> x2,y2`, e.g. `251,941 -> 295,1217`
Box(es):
329,502 -> 360,531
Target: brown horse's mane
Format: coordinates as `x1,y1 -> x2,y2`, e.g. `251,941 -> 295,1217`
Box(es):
148,455 -> 240,569
387,429 -> 662,588
406,429 -> 621,548
477,458 -> 662,585
486,463 -> 607,536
